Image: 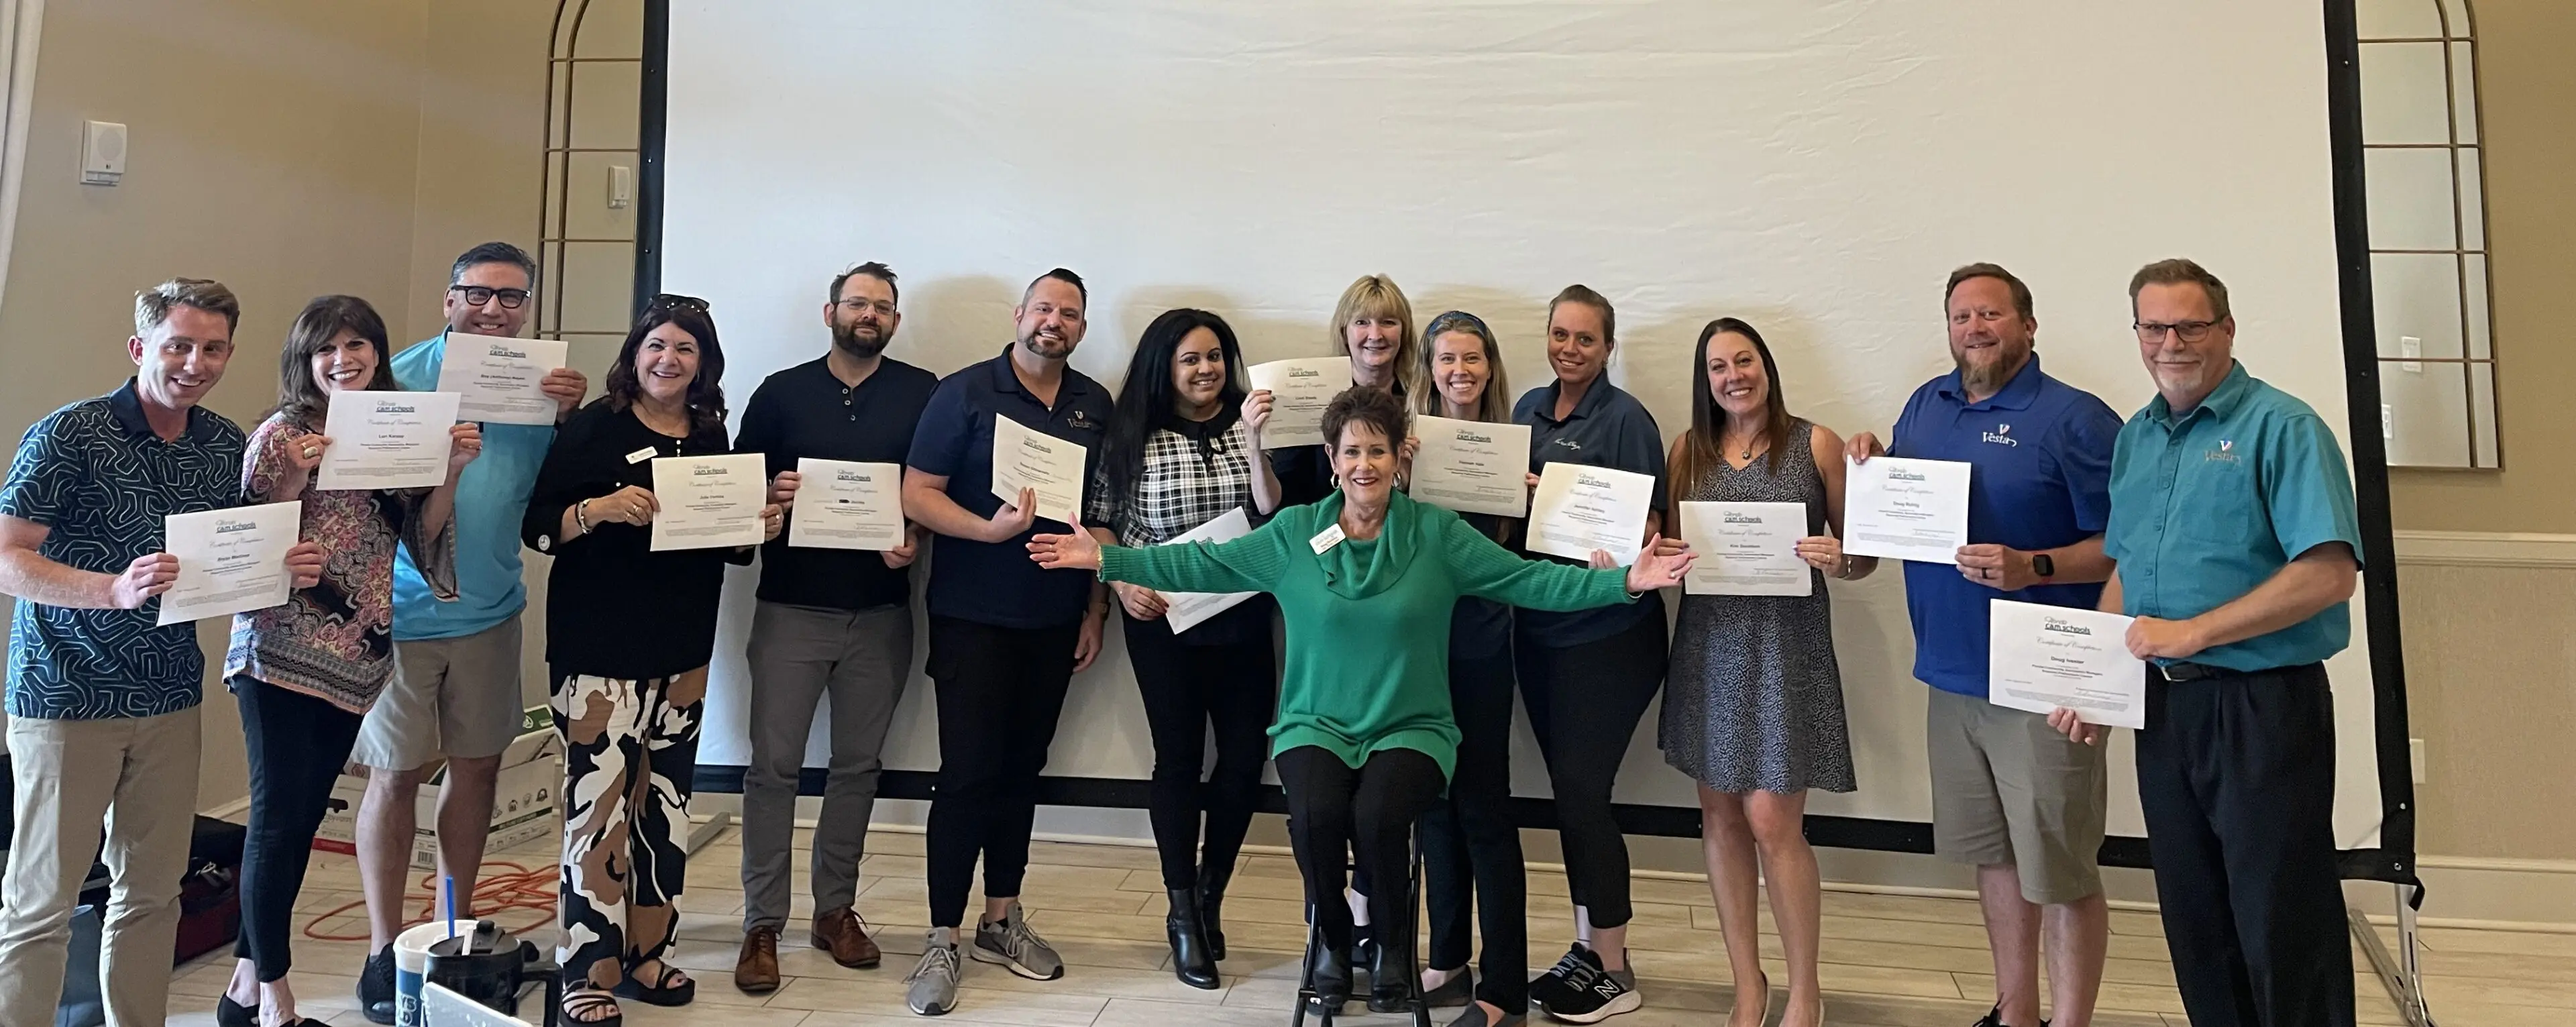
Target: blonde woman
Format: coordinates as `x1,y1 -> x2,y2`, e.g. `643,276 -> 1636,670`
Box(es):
1249,274 -> 1421,506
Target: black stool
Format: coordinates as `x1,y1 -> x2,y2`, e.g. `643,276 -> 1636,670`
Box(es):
1292,834 -> 1432,1027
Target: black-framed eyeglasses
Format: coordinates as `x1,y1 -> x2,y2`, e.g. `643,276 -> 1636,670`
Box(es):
2134,320 -> 2218,343
449,284 -> 530,309
650,292 -> 711,314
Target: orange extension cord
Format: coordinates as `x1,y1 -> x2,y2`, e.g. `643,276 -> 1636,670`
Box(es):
303,861 -> 559,942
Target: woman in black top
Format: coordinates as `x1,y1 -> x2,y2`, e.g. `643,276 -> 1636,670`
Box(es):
522,296 -> 783,1026
1083,309 -> 1282,990
1252,274 -> 1419,504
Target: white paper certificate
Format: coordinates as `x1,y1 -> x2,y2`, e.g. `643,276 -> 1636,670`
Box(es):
1678,501 -> 1811,597
315,390 -> 462,491
1841,455 -> 1972,564
787,458 -> 905,551
989,415 -> 1087,525
1987,600 -> 2147,729
1246,358 -> 1348,449
1157,506 -> 1257,634
1410,416 -> 1532,517
156,501 -> 301,626
1526,462 -> 1653,566
433,333 -> 568,426
650,453 -> 767,551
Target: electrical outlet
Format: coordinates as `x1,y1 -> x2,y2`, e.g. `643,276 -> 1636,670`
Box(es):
2400,335 -> 2422,374
2381,403 -> 2394,441
2410,738 -> 2427,784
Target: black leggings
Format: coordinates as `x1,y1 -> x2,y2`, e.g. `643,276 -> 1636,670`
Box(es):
924,616 -> 1079,928
1419,649 -> 1527,1012
1122,612 -> 1277,889
1277,746 -> 1444,953
1515,611 -> 1666,930
233,675 -> 366,981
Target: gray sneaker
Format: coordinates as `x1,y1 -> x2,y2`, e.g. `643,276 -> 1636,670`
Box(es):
971,902 -> 1065,981
906,930 -> 963,1016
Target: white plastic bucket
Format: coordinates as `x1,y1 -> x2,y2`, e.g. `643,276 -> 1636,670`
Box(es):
393,920 -> 481,1027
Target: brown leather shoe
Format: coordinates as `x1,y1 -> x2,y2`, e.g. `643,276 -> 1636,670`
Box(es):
735,926 -> 782,993
811,907 -> 882,969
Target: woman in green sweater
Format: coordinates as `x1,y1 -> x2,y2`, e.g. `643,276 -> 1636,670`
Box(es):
1030,387 -> 1693,1021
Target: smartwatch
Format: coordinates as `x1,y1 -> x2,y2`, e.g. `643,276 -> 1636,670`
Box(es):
2031,552 -> 2056,581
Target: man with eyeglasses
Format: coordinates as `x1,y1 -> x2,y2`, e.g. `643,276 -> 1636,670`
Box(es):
2097,258 -> 2361,1027
351,241 -> 588,1022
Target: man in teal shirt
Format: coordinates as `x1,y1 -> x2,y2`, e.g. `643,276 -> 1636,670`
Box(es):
347,242 -> 588,1022
2096,259 -> 2361,1027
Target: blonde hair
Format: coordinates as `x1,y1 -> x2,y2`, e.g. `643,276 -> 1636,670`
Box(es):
1410,311 -> 1513,424
135,278 -> 240,335
1328,274 -> 1421,397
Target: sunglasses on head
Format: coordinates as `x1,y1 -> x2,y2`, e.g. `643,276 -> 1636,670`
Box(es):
649,292 -> 710,314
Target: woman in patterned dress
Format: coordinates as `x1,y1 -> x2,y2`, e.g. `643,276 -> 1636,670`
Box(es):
1660,317 -> 1876,1027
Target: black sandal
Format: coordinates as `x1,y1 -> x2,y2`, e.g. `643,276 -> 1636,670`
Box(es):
560,987 -> 624,1027
215,994 -> 256,1027
614,961 -> 696,1007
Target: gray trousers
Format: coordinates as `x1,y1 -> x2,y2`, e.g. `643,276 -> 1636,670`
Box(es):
739,601 -> 914,931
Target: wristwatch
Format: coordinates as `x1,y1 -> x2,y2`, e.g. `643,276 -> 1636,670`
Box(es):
2031,552 -> 2055,581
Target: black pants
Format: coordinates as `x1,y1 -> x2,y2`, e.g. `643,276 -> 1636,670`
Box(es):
1419,649 -> 1527,1013
2137,663 -> 2355,1027
232,675 -> 365,981
1515,611 -> 1666,930
1278,746 -> 1445,953
1123,612 -> 1277,889
924,616 -> 1080,928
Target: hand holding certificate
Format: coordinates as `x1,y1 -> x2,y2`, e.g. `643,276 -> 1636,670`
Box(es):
788,458 -> 906,551
316,391 -> 462,491
1409,416 -> 1532,517
157,502 -> 302,625
1841,455 -> 1971,564
990,415 -> 1087,524
1158,507 -> 1258,633
1527,462 -> 1654,566
1678,501 -> 1811,596
434,333 -> 570,426
651,453 -> 768,551
1246,358 -> 1348,449
1987,599 -> 2147,729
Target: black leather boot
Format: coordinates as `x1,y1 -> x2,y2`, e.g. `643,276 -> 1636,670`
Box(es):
1165,888 -> 1220,990
1368,927 -> 1417,1013
1195,861 -> 1234,962
1307,940 -> 1352,1011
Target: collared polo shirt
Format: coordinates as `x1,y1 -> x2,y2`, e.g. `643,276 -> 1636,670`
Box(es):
906,345 -> 1113,629
738,355 -> 939,611
1890,356 -> 2122,698
2103,362 -> 2362,672
388,333 -> 556,640
1511,376 -> 1669,647
1,379 -> 245,719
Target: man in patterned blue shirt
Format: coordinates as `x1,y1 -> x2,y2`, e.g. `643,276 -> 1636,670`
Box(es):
0,280 -> 323,1027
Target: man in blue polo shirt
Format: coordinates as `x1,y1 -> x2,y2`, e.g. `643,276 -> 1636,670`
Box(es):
2101,259 -> 2360,1027
0,279 -> 323,1027
1849,264 -> 2123,1027
897,267 -> 1112,1016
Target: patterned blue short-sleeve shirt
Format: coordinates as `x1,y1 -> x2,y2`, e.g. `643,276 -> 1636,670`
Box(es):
0,380 -> 245,720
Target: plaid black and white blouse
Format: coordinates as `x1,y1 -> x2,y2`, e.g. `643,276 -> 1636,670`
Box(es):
1087,415 -> 1258,547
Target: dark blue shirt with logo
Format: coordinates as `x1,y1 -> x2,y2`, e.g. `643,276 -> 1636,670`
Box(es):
906,345 -> 1112,629
1511,377 -> 1669,648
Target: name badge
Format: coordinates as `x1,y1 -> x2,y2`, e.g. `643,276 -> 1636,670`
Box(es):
1309,523 -> 1346,555
625,447 -> 657,465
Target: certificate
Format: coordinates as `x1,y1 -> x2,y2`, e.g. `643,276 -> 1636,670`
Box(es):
650,453 -> 767,551
1678,501 -> 1811,597
1526,462 -> 1653,566
1987,599 -> 2147,729
1841,455 -> 1971,564
1246,357 -> 1348,449
1158,506 -> 1257,634
315,390 -> 462,491
989,415 -> 1087,525
156,502 -> 301,626
787,458 -> 906,551
1410,416 -> 1532,517
433,333 -> 568,426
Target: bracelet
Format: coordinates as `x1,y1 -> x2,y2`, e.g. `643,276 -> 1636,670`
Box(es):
573,499 -> 592,535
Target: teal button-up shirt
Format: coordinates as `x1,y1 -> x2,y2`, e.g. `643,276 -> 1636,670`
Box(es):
2102,362 -> 2361,672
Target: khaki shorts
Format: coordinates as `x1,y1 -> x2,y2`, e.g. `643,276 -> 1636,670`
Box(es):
1927,687 -> 2108,905
350,614 -> 527,771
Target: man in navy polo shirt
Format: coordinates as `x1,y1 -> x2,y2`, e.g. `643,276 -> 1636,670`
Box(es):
2102,259 -> 2360,1027
896,267 -> 1112,1016
0,279 -> 323,1027
1848,264 -> 2123,1027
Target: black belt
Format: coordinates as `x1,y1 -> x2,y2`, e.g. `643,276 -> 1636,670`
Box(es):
2157,661 -> 2237,682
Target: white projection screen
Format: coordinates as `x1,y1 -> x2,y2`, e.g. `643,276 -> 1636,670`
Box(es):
658,1 -> 2406,865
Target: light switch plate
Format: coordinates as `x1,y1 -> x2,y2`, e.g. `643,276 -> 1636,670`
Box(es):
2381,403 -> 2394,441
2400,335 -> 2422,373
608,165 -> 632,209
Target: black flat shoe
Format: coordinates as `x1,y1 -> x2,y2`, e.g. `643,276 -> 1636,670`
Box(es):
1307,942 -> 1352,1011
358,946 -> 396,1025
216,994 -> 256,1027
1422,967 -> 1474,1008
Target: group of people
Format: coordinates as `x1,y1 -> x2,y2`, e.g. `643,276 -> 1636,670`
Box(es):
0,243 -> 2363,1027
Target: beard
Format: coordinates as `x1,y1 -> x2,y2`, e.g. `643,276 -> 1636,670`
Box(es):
1019,328 -> 1074,360
1951,339 -> 2027,396
833,319 -> 889,359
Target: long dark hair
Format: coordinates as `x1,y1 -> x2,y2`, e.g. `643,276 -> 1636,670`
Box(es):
604,299 -> 727,433
1682,317 -> 1795,486
1103,308 -> 1248,504
274,295 -> 398,427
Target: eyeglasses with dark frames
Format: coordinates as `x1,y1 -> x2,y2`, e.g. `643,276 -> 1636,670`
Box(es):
2134,320 -> 2218,343
449,284 -> 530,309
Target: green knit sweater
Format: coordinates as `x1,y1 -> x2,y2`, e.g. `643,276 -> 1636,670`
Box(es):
1097,490 -> 1632,780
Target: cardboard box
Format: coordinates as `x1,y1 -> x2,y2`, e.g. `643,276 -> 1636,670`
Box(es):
315,707 -> 561,871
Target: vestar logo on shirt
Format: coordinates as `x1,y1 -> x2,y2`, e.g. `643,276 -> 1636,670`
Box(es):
2204,439 -> 2241,464
1067,411 -> 1102,431
1982,423 -> 2019,447
1552,439 -> 1583,451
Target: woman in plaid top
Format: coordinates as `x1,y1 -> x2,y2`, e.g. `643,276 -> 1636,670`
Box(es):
1083,308 -> 1281,990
